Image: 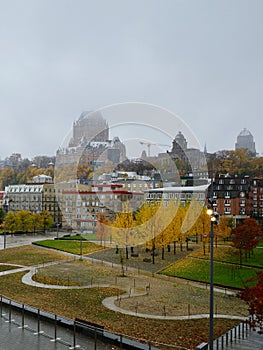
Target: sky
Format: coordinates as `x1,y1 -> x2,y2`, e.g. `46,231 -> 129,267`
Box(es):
0,0 -> 263,160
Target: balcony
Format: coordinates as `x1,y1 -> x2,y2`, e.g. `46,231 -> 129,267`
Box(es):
224,203 -> 231,207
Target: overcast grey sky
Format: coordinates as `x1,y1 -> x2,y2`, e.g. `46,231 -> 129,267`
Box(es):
0,0 -> 262,160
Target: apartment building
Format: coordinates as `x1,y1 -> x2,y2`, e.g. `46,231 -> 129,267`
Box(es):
212,174 -> 263,225
60,183 -> 144,231
5,174 -> 61,224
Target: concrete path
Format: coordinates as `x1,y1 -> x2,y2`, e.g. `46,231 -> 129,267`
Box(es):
0,242 -> 249,323
18,261 -> 246,322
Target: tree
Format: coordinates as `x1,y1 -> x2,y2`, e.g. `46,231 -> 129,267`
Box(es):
181,199 -> 204,249
5,212 -> 18,233
155,200 -> 179,259
239,272 -> 263,334
194,207 -> 211,255
214,217 -> 232,247
16,210 -> 34,232
111,201 -> 135,259
135,200 -> 167,264
0,208 -> 5,225
97,213 -> 108,247
40,210 -> 54,232
31,213 -> 42,233
232,218 -> 261,267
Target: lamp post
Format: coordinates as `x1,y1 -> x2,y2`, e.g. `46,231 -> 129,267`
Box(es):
207,202 -> 219,350
3,196 -> 9,249
56,222 -> 60,239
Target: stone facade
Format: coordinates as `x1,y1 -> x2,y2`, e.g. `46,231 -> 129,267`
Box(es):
59,183 -> 144,231
56,111 -> 126,167
5,175 -> 61,224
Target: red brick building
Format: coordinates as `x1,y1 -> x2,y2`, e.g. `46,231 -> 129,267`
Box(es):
212,174 -> 263,226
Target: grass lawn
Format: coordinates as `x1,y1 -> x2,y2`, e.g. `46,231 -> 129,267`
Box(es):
189,245 -> 263,268
0,265 -> 21,272
0,270 -> 243,350
160,257 -> 260,289
33,239 -> 104,255
58,234 -> 98,241
0,245 -> 68,266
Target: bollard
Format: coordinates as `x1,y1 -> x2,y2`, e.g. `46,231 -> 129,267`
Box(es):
94,328 -> 97,350
221,335 -> 224,349
230,329 -> 233,343
9,299 -> 12,322
120,334 -> 123,349
54,314 -> 57,340
0,295 -> 2,316
242,322 -> 245,339
37,309 -> 40,333
22,304 -> 25,328
73,321 -> 76,348
245,322 -> 249,336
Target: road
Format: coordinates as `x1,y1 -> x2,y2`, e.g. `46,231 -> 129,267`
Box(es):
0,231 -> 58,250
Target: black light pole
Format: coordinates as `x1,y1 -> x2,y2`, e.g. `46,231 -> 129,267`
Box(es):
56,222 -> 60,239
3,197 -> 9,249
207,175 -> 219,350
208,211 -> 215,350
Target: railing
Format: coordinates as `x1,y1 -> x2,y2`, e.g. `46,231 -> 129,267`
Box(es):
0,295 -> 160,350
196,320 -> 251,349
214,321 -> 250,349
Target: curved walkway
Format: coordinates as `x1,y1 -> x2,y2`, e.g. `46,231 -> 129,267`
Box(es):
102,292 -> 246,321
22,267 -> 109,289
0,254 -> 247,322
21,264 -> 246,322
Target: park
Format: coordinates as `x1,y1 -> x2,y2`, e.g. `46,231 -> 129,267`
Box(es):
0,230 -> 261,349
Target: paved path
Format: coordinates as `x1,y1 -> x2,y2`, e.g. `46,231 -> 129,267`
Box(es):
0,255 -> 246,322
0,240 -> 261,348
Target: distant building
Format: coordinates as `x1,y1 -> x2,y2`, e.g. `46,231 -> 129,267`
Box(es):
166,131 -> 207,172
69,111 -> 109,146
56,111 -> 126,167
211,174 -> 263,226
5,175 -> 61,224
235,128 -> 256,156
145,184 -> 208,206
59,183 -> 144,231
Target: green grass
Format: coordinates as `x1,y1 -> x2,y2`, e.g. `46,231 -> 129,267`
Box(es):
0,265 -> 20,272
190,246 -> 263,268
160,257 -> 260,289
58,233 -> 98,241
0,245 -> 68,266
33,239 -> 104,255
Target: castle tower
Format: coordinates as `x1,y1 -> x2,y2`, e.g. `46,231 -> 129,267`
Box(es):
235,128 -> 256,156
69,111 -> 109,147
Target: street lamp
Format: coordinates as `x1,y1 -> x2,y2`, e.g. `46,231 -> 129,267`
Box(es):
2,195 -> 10,249
56,222 -> 61,239
207,199 -> 219,350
